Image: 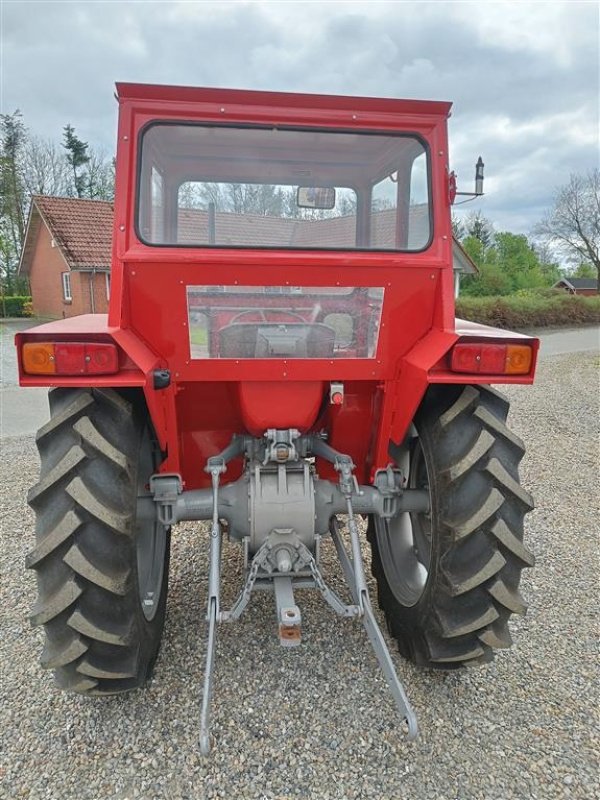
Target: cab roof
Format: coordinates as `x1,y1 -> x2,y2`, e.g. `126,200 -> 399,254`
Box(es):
116,82 -> 452,119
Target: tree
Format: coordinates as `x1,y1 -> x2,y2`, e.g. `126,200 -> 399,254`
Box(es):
1,111 -> 27,249
531,241 -> 562,285
534,170 -> 599,282
494,232 -> 546,291
460,235 -> 513,296
63,124 -> 90,198
86,150 -> 115,200
23,135 -> 71,196
451,214 -> 465,240
573,261 -> 597,279
226,183 -> 285,216
460,230 -> 555,297
464,211 -> 494,250
0,111 -> 29,294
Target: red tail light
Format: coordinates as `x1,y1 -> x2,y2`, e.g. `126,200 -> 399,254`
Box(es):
451,343 -> 532,375
22,342 -> 119,376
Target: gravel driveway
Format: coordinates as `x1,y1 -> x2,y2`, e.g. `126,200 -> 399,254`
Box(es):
1,352 -> 598,800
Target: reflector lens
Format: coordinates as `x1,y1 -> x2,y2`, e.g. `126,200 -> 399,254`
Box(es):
451,343 -> 532,375
22,342 -> 118,376
55,343 -> 85,374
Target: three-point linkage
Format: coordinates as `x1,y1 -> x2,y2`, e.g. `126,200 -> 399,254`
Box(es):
178,431 -> 421,754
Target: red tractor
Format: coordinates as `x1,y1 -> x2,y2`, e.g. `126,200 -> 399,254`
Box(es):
17,84 -> 536,753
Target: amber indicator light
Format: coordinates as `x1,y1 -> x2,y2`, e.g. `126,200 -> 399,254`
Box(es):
21,343 -> 57,375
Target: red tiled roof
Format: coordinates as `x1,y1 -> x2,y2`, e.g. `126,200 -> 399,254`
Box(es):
177,205 -> 430,249
177,207 -> 299,247
19,195 -> 114,274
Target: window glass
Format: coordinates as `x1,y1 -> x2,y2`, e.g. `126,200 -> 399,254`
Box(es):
370,151 -> 430,250
187,286 -> 384,359
151,167 -> 164,242
176,182 -> 357,247
138,124 -> 431,251
62,272 -> 72,301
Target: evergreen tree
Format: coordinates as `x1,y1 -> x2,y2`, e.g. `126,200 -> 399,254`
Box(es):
63,124 -> 90,198
0,111 -> 29,294
451,214 -> 465,241
464,211 -> 494,250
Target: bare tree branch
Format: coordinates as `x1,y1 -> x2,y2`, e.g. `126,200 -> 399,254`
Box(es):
534,170 -> 600,282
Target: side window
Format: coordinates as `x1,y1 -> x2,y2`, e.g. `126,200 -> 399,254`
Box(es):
371,176 -> 397,249
151,166 -> 164,243
407,151 -> 430,249
62,272 -> 72,302
370,149 -> 430,250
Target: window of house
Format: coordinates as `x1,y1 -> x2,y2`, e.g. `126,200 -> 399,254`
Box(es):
62,272 -> 72,302
105,273 -> 111,300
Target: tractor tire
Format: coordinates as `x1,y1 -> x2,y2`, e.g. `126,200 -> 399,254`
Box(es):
367,384 -> 534,669
26,387 -> 170,695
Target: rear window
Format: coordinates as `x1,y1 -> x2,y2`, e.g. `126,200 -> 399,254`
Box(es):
137,124 -> 431,251
187,285 -> 384,359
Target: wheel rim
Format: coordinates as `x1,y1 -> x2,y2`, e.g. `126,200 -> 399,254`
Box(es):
135,432 -> 167,622
375,428 -> 433,608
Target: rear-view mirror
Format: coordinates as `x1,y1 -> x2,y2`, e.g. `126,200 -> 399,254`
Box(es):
296,186 -> 336,210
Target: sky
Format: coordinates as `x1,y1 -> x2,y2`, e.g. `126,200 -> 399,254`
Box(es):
2,0 -> 598,236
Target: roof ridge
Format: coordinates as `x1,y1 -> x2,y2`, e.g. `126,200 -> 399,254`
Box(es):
33,194 -> 113,207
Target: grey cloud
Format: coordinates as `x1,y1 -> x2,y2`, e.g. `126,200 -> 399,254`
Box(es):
3,1 -> 598,234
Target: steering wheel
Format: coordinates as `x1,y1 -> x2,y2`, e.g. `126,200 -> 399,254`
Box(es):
227,308 -> 308,325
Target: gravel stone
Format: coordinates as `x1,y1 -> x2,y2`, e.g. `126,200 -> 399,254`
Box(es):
1,351 -> 598,799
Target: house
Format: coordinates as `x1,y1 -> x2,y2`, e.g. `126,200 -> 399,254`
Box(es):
451,238 -> 479,296
19,195 -> 478,317
552,277 -> 598,296
18,196 -> 113,318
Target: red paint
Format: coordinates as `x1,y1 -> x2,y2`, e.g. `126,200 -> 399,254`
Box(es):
239,381 -> 324,435
16,84 -> 538,490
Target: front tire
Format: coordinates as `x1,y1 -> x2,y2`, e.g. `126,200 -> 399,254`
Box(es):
26,388 -> 170,694
367,384 -> 534,668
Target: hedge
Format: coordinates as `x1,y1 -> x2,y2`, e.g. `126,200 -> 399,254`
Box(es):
456,293 -> 600,329
0,296 -> 33,318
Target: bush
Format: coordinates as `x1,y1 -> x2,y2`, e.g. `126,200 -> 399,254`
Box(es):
0,296 -> 33,318
456,293 -> 600,329
513,287 -> 565,299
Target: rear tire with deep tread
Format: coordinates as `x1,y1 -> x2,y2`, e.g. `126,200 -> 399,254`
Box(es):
26,388 -> 170,695
367,384 -> 534,669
